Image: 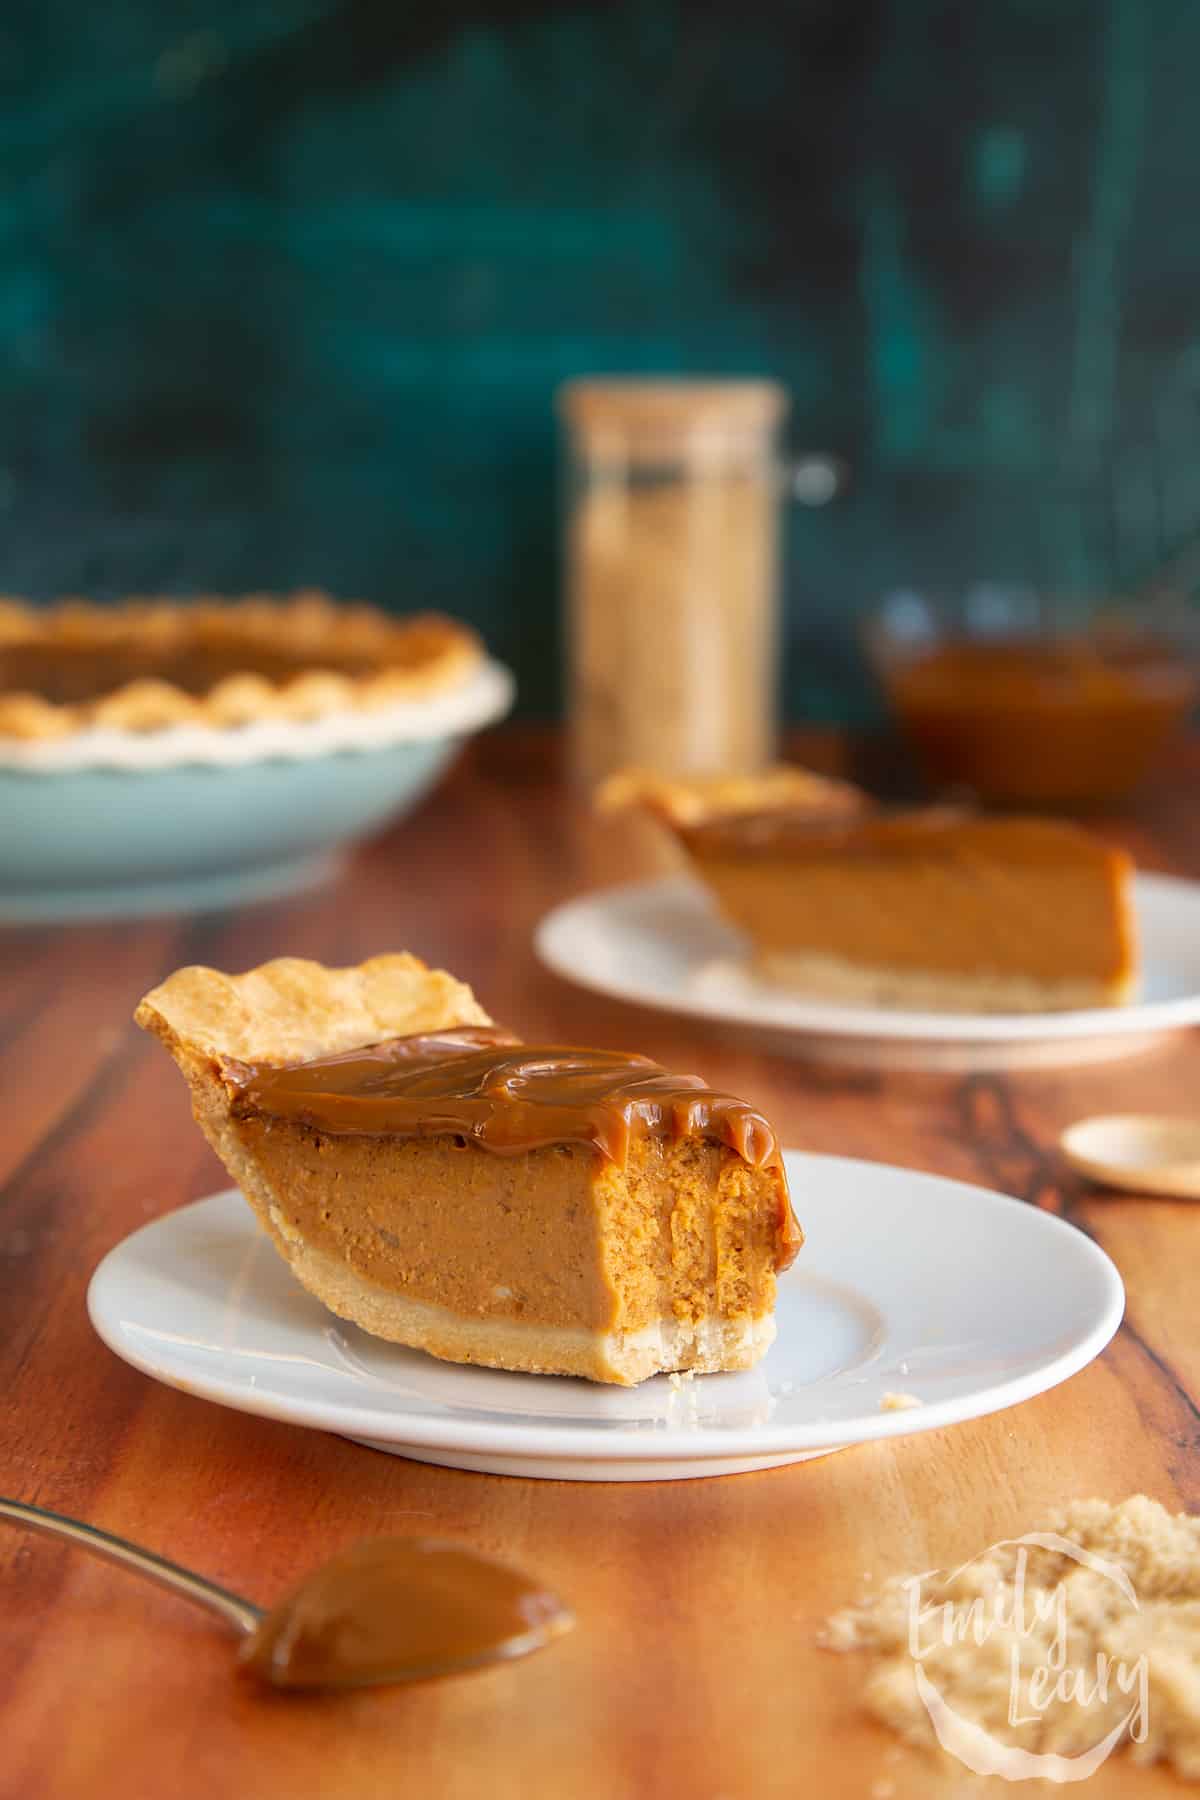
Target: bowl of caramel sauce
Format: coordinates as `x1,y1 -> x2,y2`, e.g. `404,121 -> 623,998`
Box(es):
867,600 -> 1198,808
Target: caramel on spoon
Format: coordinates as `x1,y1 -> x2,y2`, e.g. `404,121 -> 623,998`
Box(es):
0,1497 -> 573,1689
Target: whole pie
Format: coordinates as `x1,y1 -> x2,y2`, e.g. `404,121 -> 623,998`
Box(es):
135,955 -> 801,1385
604,769 -> 1139,1012
0,592 -> 482,740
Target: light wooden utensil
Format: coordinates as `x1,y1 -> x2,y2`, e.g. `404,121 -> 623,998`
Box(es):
1059,1113 -> 1200,1198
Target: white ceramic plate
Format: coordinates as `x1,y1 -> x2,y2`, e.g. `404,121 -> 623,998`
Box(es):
534,872 -> 1200,1070
87,1154 -> 1123,1482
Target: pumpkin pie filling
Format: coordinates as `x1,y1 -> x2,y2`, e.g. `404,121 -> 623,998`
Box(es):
136,956 -> 800,1385
0,594 -> 482,738
0,640 -> 382,706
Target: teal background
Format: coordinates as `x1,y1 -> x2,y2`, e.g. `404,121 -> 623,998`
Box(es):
2,0 -> 1197,716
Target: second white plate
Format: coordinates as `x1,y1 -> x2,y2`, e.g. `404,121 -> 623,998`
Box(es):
87,1154 -> 1123,1481
535,872 -> 1200,1070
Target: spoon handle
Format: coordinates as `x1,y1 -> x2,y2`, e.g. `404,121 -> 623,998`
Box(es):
0,1497 -> 262,1638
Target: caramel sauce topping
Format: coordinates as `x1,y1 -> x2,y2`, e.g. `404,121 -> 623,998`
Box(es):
679,806 -> 1118,867
229,1026 -> 786,1175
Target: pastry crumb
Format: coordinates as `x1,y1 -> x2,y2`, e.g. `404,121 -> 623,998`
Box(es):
668,1370 -> 695,1391
822,1495 -> 1200,1782
879,1391 -> 922,1412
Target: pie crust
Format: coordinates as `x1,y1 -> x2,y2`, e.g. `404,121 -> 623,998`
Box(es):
596,763 -> 866,826
136,953 -> 493,1069
0,592 -> 482,739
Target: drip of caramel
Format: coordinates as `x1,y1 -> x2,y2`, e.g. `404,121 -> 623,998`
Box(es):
228,1027 -> 786,1175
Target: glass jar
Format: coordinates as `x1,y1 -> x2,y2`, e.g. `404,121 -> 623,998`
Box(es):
865,587 -> 1199,806
559,380 -> 791,785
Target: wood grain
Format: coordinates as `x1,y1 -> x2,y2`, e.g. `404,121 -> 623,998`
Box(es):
2,728 -> 1198,1800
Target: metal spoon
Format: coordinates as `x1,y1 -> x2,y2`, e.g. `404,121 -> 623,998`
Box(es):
1059,1113 -> 1200,1199
0,1497 -> 573,1689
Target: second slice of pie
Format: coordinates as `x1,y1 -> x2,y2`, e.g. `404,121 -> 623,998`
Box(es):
601,769 -> 1138,1013
677,809 -> 1138,1012
135,954 -> 800,1385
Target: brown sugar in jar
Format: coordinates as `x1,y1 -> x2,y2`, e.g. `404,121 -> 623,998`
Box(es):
559,381 -> 788,785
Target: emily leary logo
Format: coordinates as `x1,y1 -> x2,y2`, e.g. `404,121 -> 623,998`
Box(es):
903,1532 -> 1150,1782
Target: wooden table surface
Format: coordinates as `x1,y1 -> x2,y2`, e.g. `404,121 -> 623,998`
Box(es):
3,729 -> 1200,1800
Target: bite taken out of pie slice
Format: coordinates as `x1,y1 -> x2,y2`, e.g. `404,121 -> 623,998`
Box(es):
135,955 -> 801,1386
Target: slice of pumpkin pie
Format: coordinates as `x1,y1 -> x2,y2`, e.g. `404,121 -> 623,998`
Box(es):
677,809 -> 1139,1013
135,954 -> 800,1385
603,769 -> 1138,1013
